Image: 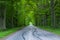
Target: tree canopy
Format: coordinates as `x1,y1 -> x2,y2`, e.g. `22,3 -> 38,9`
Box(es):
0,0 -> 60,29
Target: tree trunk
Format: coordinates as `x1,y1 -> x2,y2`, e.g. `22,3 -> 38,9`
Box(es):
3,7 -> 6,29
50,0 -> 56,28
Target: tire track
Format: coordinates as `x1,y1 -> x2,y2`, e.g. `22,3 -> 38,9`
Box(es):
22,29 -> 31,40
22,31 -> 28,40
32,28 -> 42,40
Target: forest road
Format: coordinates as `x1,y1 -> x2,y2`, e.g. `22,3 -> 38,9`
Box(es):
6,25 -> 60,40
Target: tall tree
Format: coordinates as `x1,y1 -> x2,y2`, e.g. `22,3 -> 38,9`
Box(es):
50,0 -> 56,28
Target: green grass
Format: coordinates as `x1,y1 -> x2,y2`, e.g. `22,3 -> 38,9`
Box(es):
0,27 -> 23,38
39,26 -> 60,36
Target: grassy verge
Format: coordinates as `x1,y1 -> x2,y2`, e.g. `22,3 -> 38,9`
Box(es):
39,26 -> 60,36
0,27 -> 24,38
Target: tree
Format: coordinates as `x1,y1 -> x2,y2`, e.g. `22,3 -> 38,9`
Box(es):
50,0 -> 56,28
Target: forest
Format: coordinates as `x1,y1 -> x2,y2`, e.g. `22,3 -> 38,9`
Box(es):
0,0 -> 60,38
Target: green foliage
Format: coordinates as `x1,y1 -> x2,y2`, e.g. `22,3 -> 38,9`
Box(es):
0,27 -> 22,38
0,0 -> 60,29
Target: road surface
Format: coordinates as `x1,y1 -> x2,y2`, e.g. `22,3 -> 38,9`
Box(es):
6,25 -> 60,40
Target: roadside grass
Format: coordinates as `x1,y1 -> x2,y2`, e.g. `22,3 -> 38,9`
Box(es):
0,27 -> 24,38
39,26 -> 60,36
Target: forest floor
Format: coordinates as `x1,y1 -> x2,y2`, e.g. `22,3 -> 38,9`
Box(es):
5,25 -> 60,40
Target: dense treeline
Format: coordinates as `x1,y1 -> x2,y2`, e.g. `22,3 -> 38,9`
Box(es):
0,0 -> 35,29
34,0 -> 60,28
0,0 -> 60,30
